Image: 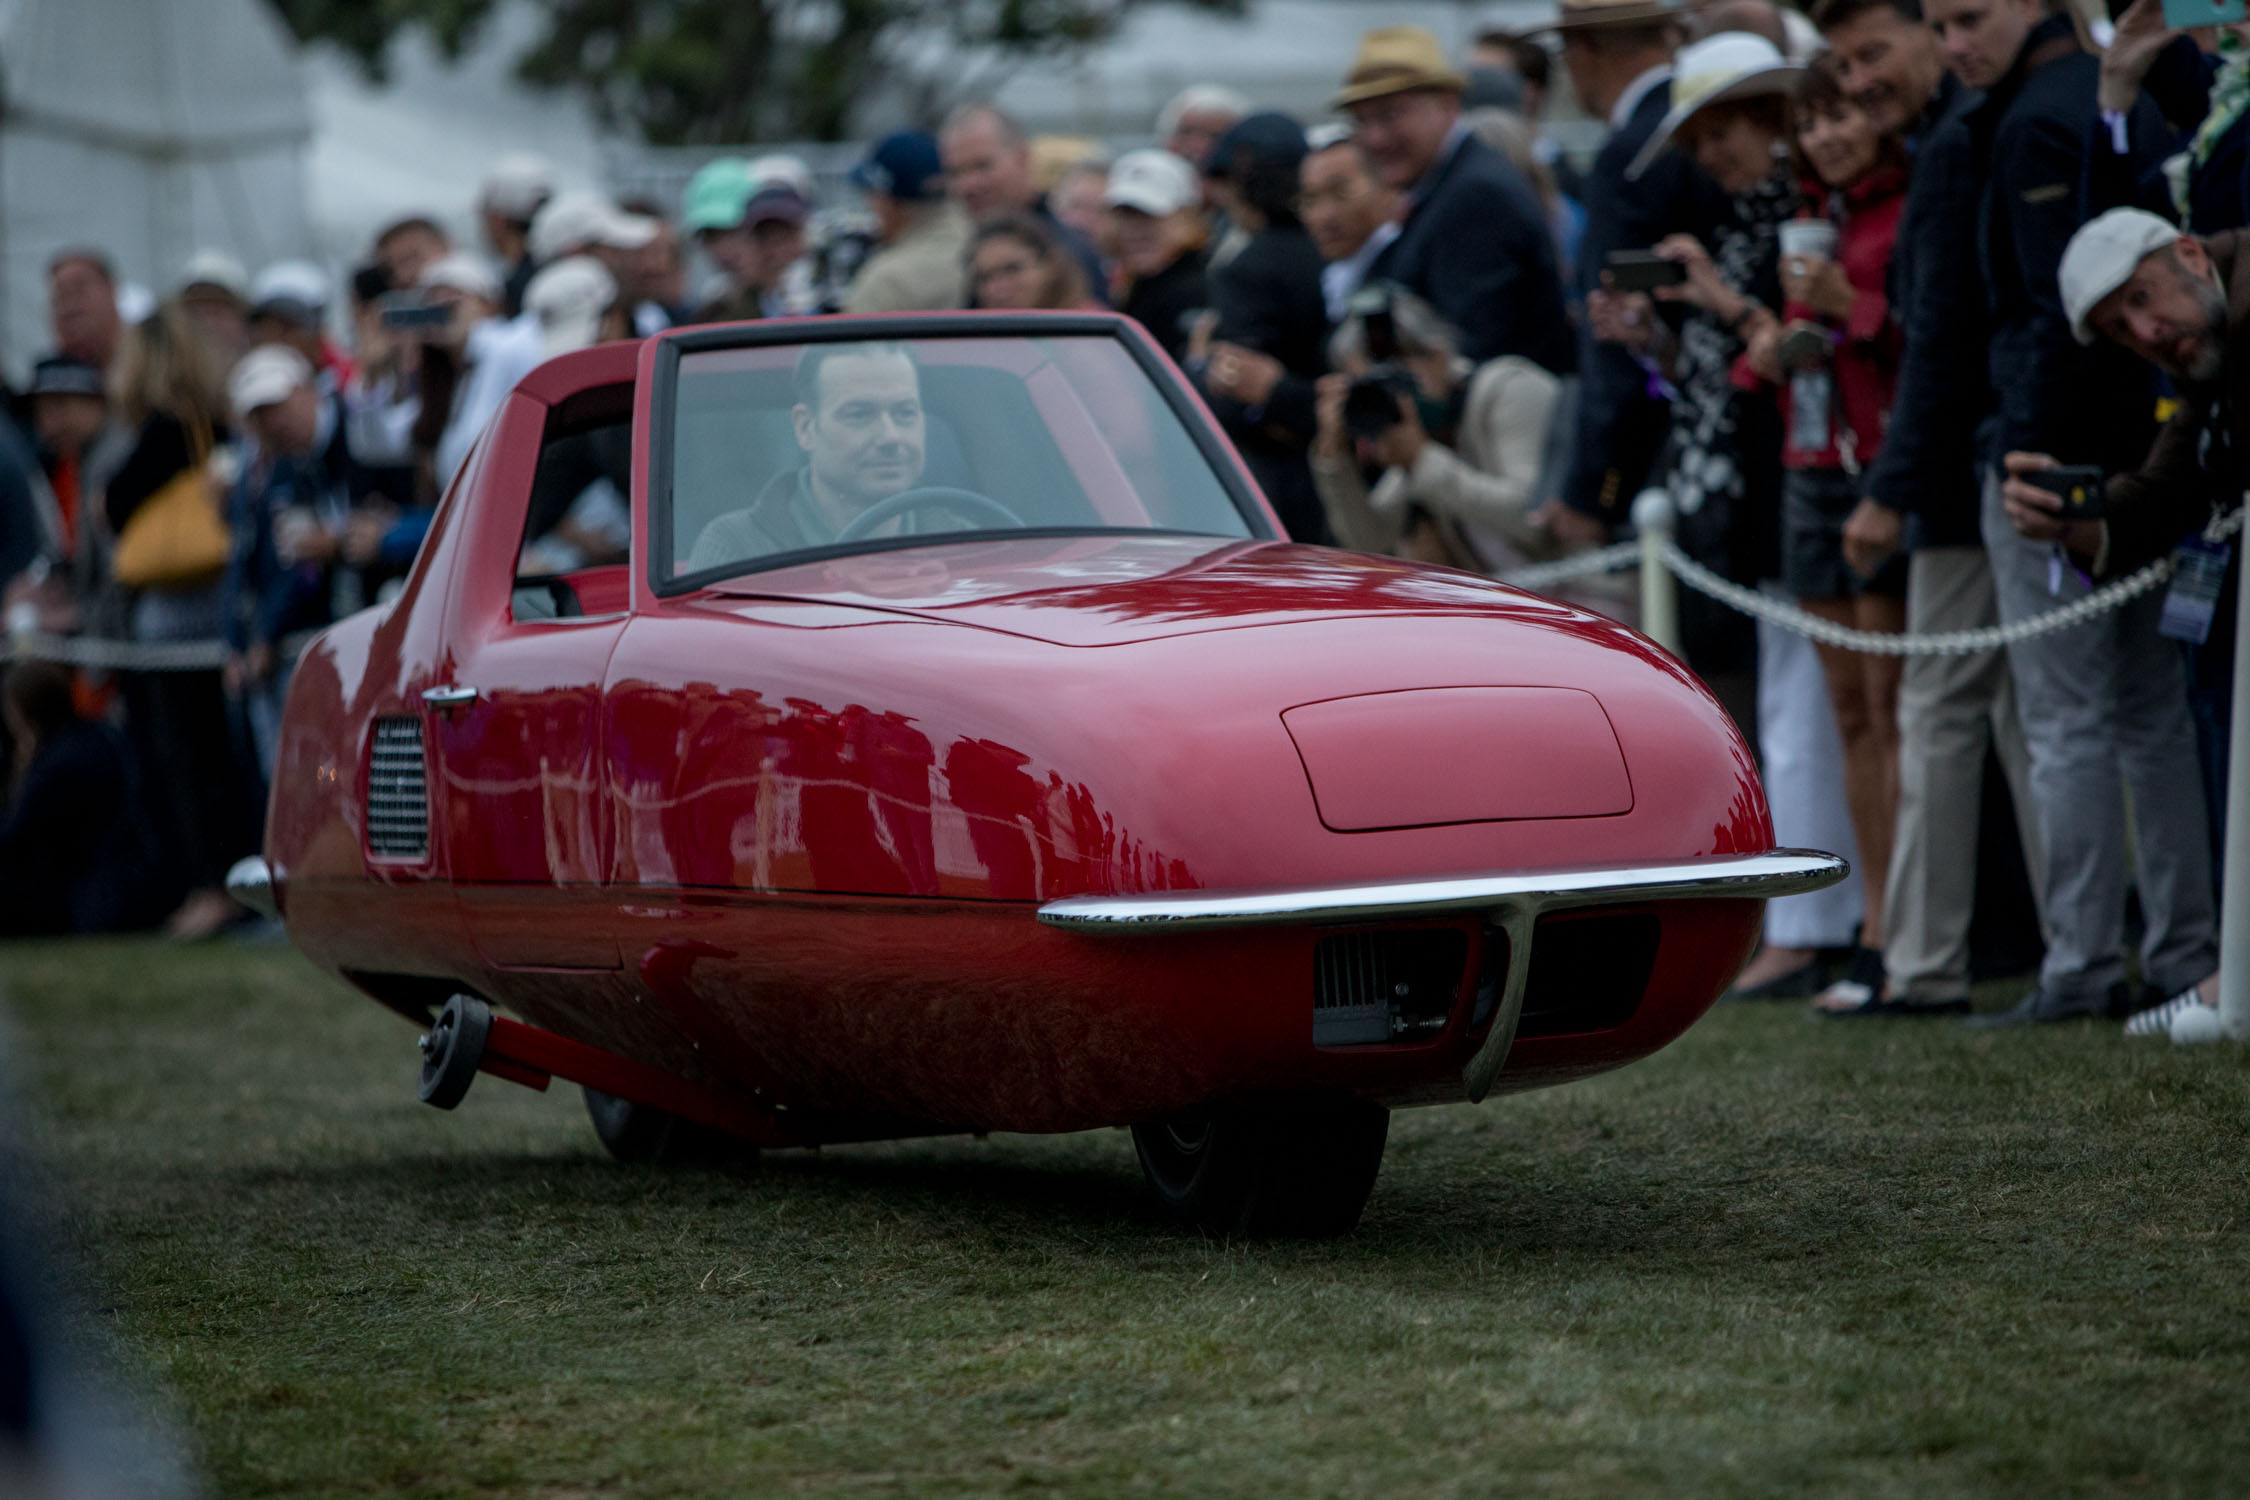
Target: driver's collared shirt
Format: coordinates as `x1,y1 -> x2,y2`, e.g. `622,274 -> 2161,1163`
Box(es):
685,467 -> 932,574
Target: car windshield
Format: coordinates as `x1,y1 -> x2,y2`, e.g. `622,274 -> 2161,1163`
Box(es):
660,332 -> 1257,587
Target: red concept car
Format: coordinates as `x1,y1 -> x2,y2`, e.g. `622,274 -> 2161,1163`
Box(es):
233,312 -> 1842,1235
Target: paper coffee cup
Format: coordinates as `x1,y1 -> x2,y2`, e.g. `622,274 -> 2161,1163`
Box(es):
1778,219 -> 1838,262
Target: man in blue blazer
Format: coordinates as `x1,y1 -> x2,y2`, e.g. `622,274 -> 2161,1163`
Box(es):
1336,26 -> 1575,377
1551,0 -> 1727,537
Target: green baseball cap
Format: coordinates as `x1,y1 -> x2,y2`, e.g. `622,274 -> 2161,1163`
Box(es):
683,157 -> 757,233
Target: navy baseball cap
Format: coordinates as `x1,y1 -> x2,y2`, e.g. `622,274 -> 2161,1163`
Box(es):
1203,111 -> 1309,178
851,130 -> 945,203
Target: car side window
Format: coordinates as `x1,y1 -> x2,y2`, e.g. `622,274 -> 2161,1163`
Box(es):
514,382 -> 634,619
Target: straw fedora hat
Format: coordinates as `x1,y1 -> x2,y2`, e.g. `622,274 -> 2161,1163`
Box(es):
1333,27 -> 1468,108
1533,0 -> 1690,36
1625,31 -> 1803,179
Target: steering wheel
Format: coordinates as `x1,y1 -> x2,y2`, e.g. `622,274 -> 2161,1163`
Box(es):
835,486 -> 1026,544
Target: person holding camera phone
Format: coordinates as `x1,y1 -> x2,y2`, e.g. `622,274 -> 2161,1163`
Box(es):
1999,208 -> 2233,1033
1308,283 -> 1565,580
407,254 -> 545,498
1734,54 -> 1912,1013
1617,33 -> 1894,1001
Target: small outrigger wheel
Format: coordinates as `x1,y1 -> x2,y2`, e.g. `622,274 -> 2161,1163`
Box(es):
418,994 -> 492,1110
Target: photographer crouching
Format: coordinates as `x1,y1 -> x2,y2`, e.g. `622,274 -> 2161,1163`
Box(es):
2000,207 -> 2235,1035
1311,283 -> 1596,597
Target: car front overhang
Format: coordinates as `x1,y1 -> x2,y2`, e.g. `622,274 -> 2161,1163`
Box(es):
1036,849 -> 1848,1103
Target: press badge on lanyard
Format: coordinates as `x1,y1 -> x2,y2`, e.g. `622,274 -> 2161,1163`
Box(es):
2160,533 -> 2231,644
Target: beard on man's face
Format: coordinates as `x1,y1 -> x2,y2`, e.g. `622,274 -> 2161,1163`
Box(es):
2173,275 -> 2229,384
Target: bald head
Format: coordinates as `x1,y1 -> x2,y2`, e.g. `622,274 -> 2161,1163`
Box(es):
942,104 -> 1036,223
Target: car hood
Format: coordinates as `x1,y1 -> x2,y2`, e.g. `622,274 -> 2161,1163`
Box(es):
690,534 -> 1600,647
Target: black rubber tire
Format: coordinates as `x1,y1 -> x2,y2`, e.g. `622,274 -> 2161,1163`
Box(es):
1131,1098 -> 1389,1237
582,1087 -> 755,1166
417,995 -> 491,1110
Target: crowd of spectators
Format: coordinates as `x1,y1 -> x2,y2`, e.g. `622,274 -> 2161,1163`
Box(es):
4,0 -> 2247,1037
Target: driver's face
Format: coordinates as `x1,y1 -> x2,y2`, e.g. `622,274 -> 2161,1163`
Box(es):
794,351 -> 926,511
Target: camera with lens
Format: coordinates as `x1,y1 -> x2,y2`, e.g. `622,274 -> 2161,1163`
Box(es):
1342,281 -> 1418,441
1344,365 -> 1419,441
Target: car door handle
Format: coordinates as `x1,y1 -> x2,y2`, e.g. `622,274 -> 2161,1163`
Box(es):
422,684 -> 480,708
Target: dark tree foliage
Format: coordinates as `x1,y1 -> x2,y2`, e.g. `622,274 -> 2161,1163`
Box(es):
272,0 -> 1244,143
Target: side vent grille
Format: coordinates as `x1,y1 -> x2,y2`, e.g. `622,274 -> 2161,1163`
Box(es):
367,716 -> 429,859
1313,929 -> 1468,1047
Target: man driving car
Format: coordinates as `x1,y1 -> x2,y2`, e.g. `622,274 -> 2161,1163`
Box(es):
688,341 -> 931,569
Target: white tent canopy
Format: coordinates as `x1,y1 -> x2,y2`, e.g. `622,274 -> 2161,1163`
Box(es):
0,0 -> 313,378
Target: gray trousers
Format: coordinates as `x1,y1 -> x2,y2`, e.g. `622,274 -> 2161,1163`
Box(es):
1980,473 -> 2217,1000
1884,544 -> 2045,1002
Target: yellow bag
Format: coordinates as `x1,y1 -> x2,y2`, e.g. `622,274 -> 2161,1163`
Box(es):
111,417 -> 230,590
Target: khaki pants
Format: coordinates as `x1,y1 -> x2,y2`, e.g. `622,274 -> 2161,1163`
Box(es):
1981,474 -> 2217,1001
1882,544 -> 2046,1002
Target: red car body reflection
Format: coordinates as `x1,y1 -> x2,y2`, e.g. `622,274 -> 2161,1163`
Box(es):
254,314 -> 1840,1233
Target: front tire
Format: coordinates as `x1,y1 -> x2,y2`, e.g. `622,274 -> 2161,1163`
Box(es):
582,1088 -> 754,1166
1132,1098 -> 1389,1237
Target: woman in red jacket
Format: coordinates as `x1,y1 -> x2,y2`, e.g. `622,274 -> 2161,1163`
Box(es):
1738,53 -> 1909,1012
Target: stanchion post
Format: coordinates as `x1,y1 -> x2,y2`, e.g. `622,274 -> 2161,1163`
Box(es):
1631,487 -> 1680,654
2218,520 -> 2250,1040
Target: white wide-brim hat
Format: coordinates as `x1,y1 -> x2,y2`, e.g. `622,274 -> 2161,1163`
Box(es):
1625,32 -> 1803,181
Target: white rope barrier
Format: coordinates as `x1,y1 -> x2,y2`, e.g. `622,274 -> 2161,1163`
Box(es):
4,631 -> 234,671
1490,539 -> 1641,592
6,505 -> 2239,671
1494,500 -> 2246,658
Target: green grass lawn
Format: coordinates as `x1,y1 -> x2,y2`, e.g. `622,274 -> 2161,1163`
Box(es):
4,938 -> 2248,1497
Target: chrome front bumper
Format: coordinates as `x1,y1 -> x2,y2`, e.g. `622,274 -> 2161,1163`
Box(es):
225,855 -> 279,921
1036,849 -> 1847,1102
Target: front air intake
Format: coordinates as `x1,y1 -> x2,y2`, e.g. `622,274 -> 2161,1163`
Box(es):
366,715 -> 429,859
1313,929 -> 1469,1046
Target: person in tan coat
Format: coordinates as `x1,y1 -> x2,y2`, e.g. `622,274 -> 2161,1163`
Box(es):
843,131 -> 970,315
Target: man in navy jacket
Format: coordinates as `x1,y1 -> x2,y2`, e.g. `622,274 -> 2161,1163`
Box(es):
1551,0 -> 1725,531
1336,26 -> 1574,377
1946,0 -> 2213,1027
1814,0 -> 2049,1017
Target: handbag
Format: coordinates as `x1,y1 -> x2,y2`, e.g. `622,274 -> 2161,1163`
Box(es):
111,412 -> 229,591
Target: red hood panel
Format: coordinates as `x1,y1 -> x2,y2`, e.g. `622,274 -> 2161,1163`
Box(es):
696,535 -> 1594,646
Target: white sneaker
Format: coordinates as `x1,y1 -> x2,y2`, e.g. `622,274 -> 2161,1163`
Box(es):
2125,987 -> 2209,1038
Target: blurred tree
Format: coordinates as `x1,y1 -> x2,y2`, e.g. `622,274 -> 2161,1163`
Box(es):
273,0 -> 1243,143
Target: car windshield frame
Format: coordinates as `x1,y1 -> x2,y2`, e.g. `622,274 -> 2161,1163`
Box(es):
646,313 -> 1277,598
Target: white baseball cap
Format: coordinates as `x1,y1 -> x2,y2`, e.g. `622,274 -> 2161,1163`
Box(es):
529,190 -> 660,264
480,153 -> 555,221
250,258 -> 329,312
748,152 -> 818,202
179,249 -> 250,300
2061,207 -> 2184,344
418,252 -> 503,304
1104,149 -> 1200,217
525,255 -> 618,357
228,343 -> 313,419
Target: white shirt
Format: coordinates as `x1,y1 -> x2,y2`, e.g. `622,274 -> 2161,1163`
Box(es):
1610,63 -> 1673,132
436,315 -> 547,491
1322,223 -> 1402,323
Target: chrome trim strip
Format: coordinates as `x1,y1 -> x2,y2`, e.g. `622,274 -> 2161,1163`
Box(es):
225,855 -> 279,921
1034,850 -> 1847,932
1034,849 -> 1847,1105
